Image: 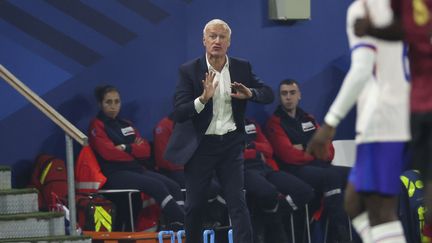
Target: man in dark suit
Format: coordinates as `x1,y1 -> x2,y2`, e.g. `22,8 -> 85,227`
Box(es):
165,19 -> 274,243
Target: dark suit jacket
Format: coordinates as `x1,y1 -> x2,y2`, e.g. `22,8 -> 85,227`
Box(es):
164,56 -> 274,164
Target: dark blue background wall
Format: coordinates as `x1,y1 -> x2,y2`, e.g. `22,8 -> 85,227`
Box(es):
0,0 -> 355,187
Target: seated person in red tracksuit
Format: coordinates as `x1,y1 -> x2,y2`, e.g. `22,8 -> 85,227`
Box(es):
89,85 -> 184,230
243,118 -> 314,243
265,79 -> 351,242
153,114 -> 227,227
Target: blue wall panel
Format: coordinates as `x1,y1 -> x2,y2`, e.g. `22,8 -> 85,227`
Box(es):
0,0 -> 354,186
0,35 -> 71,120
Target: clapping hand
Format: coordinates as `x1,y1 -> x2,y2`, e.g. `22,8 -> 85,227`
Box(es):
231,82 -> 253,100
200,71 -> 218,104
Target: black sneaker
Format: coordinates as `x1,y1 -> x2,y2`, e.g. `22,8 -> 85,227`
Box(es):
203,221 -> 222,229
167,221 -> 184,231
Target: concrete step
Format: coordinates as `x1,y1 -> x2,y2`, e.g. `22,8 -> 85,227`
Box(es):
0,235 -> 92,243
0,166 -> 11,190
0,211 -> 65,239
0,188 -> 39,214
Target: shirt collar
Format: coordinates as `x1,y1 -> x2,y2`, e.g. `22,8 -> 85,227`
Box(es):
205,54 -> 229,72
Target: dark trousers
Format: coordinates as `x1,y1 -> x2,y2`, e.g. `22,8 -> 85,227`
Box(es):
161,169 -> 222,200
160,170 -> 186,188
244,167 -> 314,211
410,112 -> 432,181
161,169 -> 227,226
281,160 -> 351,241
280,160 -> 349,209
184,131 -> 253,243
103,169 -> 185,224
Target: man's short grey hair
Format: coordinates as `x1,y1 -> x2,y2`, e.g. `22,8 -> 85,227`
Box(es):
203,19 -> 232,37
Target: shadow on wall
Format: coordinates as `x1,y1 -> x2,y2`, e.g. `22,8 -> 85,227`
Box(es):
11,159 -> 33,188
13,94 -> 93,188
38,94 -> 93,163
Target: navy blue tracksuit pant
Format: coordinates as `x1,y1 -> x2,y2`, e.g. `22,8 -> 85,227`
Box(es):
280,160 -> 351,242
244,166 -> 314,212
103,169 -> 185,229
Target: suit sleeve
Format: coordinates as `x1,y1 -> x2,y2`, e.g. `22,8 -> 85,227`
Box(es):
265,116 -> 314,165
89,119 -> 136,162
154,119 -> 184,171
246,62 -> 274,104
172,66 -> 201,123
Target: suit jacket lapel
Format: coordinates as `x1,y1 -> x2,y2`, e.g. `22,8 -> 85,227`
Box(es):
196,56 -> 208,95
228,57 -> 240,113
197,56 -> 213,127
228,57 -> 239,85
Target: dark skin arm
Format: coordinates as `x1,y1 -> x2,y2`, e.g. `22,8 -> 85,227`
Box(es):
306,123 -> 336,160
354,3 -> 404,41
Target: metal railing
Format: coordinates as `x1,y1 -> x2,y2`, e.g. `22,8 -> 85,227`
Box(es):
0,64 -> 87,235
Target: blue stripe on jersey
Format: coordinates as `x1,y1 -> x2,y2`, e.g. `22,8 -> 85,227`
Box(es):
351,43 -> 377,52
402,42 -> 411,82
351,43 -> 377,78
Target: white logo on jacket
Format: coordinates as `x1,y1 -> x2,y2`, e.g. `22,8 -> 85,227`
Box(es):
245,124 -> 257,134
301,122 -> 316,132
121,126 -> 135,136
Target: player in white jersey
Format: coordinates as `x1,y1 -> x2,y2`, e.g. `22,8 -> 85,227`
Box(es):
307,0 -> 410,243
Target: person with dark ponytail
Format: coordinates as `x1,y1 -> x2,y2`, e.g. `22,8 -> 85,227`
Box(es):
89,85 -> 185,230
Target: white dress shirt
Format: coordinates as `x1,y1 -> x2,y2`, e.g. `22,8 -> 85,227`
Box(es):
193,55 -> 237,135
